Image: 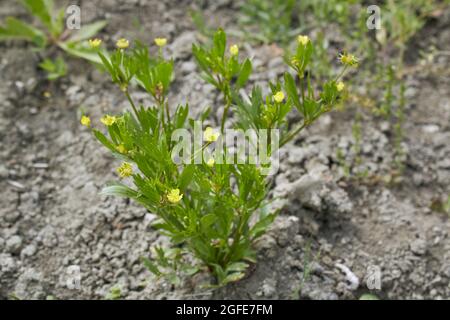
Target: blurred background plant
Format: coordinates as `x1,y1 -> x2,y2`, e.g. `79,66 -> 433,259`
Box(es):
0,0 -> 107,80
237,0 -> 300,45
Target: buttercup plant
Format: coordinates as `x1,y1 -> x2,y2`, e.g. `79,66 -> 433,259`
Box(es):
0,0 -> 107,80
84,29 -> 356,286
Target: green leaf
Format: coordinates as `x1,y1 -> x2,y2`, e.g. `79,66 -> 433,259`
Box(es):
20,0 -> 54,33
249,213 -> 276,239
284,73 -> 301,110
213,28 -> 226,58
167,273 -> 182,286
100,183 -> 139,199
39,57 -> 67,80
58,42 -> 103,64
0,17 -> 47,47
226,262 -> 249,273
97,51 -> 115,77
236,58 -> 252,89
93,129 -> 116,152
179,164 -> 195,190
200,106 -> 211,122
200,214 -> 217,229
223,272 -> 245,284
67,20 -> 107,42
141,257 -> 162,276
359,294 -> 380,300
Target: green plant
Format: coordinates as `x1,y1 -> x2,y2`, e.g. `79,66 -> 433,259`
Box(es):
445,195 -> 450,214
237,0 -> 300,45
39,56 -> 67,80
105,286 -> 122,300
290,241 -> 321,299
299,0 -> 357,30
0,0 -> 107,79
192,29 -> 252,132
359,293 -> 380,300
84,31 -> 355,286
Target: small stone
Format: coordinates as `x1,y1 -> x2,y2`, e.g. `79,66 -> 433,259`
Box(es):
379,121 -> 390,133
0,253 -> 17,273
6,235 -> 23,254
410,238 -> 427,256
437,158 -> 450,169
180,61 -> 196,75
4,210 -> 21,223
260,279 -> 277,297
0,164 -> 8,179
421,124 -> 440,134
21,244 -> 37,258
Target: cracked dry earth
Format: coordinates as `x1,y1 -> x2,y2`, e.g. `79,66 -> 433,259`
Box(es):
1,0 -> 449,299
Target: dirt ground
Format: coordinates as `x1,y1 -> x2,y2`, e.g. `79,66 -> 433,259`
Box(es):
0,0 -> 449,299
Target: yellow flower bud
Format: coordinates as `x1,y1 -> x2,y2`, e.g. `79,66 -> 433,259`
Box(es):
204,127 -> 220,142
116,38 -> 129,49
80,115 -> 91,127
273,91 -> 285,103
100,115 -> 117,126
336,81 -> 345,92
207,158 -> 215,167
297,35 -> 309,46
339,53 -> 358,67
116,144 -> 127,154
154,38 -> 167,47
88,38 -> 102,48
117,162 -> 133,178
229,44 -> 239,56
167,188 -> 183,203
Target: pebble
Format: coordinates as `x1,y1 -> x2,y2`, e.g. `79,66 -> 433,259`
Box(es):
0,164 -> 8,179
0,253 -> 17,273
6,235 -> 23,254
4,211 -> 21,223
21,244 -> 37,259
410,238 -> 427,256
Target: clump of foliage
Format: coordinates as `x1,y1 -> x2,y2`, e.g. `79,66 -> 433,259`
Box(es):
237,0 -> 301,45
0,0 -> 106,79
298,0 -> 450,176
82,30 -> 355,286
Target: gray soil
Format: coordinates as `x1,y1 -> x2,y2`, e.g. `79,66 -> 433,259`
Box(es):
0,0 -> 449,299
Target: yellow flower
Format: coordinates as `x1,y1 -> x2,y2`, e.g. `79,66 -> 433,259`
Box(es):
273,91 -> 285,103
88,38 -> 102,48
230,44 -> 239,56
297,35 -> 309,46
116,38 -> 129,49
43,91 -> 51,98
80,115 -> 91,127
204,127 -> 220,142
117,162 -> 133,178
116,144 -> 127,154
100,115 -> 117,126
167,188 -> 183,204
207,158 -> 215,167
154,37 -> 167,47
339,53 -> 358,67
336,81 -> 345,92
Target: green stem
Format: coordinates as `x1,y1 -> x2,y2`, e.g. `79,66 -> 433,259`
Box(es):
125,90 -> 140,122
335,65 -> 348,82
164,99 -> 171,125
220,91 -> 232,133
300,75 -> 306,104
222,210 -> 246,266
280,122 -> 308,147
